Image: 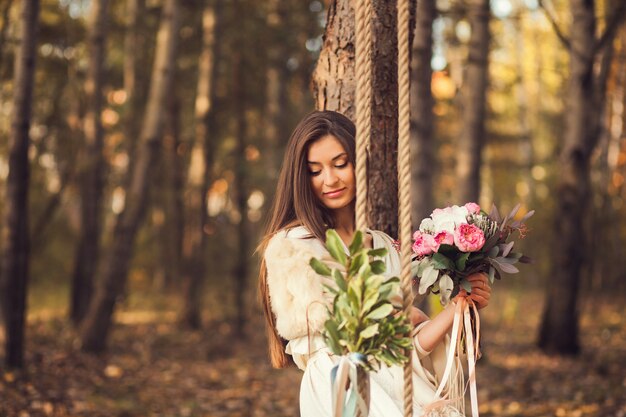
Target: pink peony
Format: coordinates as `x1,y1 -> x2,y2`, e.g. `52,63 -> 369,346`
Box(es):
464,202 -> 481,214
453,224 -> 485,252
433,230 -> 454,249
412,231 -> 437,256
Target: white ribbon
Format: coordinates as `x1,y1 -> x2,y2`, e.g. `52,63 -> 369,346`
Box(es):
331,353 -> 369,417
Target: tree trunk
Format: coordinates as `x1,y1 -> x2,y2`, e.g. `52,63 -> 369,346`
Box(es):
159,86 -> 184,290
79,0 -> 180,353
123,0 -> 145,164
233,15 -> 249,337
456,0 -> 490,203
1,0 -> 39,368
410,0 -> 435,225
180,0 -> 222,329
312,0 -> 412,237
538,0 -> 597,355
70,0 -> 109,326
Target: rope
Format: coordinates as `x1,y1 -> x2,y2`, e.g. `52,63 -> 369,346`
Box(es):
396,0 -> 414,416
355,1 -> 372,416
355,0 -> 372,233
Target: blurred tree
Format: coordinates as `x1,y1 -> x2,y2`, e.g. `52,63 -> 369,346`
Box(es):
456,0 -> 490,203
180,0 -> 222,329
70,0 -> 109,326
232,0 -> 249,338
122,0 -> 146,165
538,0 -> 626,354
79,0 -> 181,352
1,0 -> 39,368
410,0 -> 436,225
312,0 -> 416,237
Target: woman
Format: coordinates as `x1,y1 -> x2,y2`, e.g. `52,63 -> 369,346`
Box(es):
258,110 -> 491,416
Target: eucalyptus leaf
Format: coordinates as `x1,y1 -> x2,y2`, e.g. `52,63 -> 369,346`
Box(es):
497,262 -> 519,273
368,248 -> 387,258
333,269 -> 347,292
325,229 -> 347,265
370,260 -> 386,275
488,266 -> 495,284
501,241 -> 514,257
490,204 -> 502,223
365,303 -> 394,320
488,245 -> 499,258
348,231 -> 363,255
360,324 -> 379,339
310,257 -> 332,276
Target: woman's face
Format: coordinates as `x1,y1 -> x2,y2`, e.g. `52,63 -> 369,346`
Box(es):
306,135 -> 356,212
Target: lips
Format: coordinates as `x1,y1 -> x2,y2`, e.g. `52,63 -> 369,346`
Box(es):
323,188 -> 346,199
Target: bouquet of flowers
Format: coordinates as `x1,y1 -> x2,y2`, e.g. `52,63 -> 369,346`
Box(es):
412,202 -> 533,305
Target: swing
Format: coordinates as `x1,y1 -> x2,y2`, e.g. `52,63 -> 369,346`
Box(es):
352,1 -> 480,416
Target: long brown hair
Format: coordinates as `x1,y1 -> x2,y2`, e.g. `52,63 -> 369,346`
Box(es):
258,110 -> 356,368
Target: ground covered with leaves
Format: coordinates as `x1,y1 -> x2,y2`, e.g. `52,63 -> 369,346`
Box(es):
1,289 -> 625,417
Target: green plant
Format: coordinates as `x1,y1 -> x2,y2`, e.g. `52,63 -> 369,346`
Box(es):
309,230 -> 412,371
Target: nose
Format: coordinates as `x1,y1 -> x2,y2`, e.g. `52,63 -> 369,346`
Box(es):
323,169 -> 339,187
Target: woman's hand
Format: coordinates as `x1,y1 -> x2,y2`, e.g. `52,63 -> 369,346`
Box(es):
454,272 -> 491,310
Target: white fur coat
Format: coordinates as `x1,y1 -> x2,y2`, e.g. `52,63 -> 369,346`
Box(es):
264,228 -> 337,340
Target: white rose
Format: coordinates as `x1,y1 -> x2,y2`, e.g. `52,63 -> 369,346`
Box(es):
419,218 -> 435,233
431,205 -> 469,233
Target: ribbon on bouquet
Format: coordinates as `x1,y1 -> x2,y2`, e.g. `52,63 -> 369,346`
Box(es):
330,353 -> 370,417
424,296 -> 482,417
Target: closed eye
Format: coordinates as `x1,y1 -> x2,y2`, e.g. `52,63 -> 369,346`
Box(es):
309,170 -> 321,176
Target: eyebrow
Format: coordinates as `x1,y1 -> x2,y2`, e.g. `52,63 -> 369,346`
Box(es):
307,152 -> 348,165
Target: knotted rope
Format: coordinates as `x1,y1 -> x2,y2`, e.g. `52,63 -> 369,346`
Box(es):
396,0 -> 413,416
355,0 -> 373,234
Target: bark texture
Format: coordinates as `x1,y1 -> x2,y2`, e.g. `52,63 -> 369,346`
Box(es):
456,0 -> 490,203
79,0 -> 180,352
410,0 -> 436,225
1,0 -> 39,368
71,0 -> 109,325
312,0 -> 412,237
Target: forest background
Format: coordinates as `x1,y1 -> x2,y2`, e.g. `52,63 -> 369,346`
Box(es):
0,0 -> 625,416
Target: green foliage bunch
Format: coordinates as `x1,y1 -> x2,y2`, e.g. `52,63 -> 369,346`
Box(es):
309,230 -> 412,371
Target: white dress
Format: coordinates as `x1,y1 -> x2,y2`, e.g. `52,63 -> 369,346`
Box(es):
264,226 -> 464,417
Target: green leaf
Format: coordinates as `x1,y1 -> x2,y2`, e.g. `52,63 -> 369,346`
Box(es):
456,252 -> 470,271
348,230 -> 363,255
349,251 -> 367,277
368,248 -> 388,258
365,303 -> 393,320
309,257 -> 332,276
370,260 -> 386,275
325,229 -> 347,265
437,244 -> 457,257
333,269 -> 347,292
461,278 -> 472,293
360,324 -> 379,339
432,252 -> 455,270
488,266 -> 495,284
323,284 -> 338,295
488,245 -> 499,258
